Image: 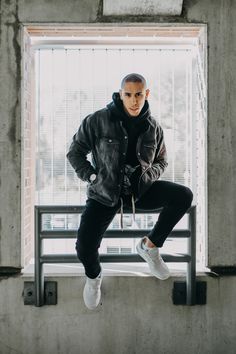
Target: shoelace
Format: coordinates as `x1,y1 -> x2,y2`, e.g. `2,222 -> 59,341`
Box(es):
120,194 -> 136,230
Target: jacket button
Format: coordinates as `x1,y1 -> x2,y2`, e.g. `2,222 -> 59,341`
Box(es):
124,136 -> 128,139
123,153 -> 125,156
109,139 -> 112,142
138,152 -> 140,156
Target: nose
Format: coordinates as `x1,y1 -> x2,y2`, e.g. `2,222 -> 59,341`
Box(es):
131,95 -> 138,105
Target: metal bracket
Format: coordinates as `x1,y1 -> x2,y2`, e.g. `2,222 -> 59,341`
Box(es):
23,281 -> 57,305
172,281 -> 207,305
0,267 -> 21,276
209,266 -> 236,276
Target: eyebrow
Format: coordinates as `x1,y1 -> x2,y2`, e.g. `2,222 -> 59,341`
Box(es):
124,91 -> 143,94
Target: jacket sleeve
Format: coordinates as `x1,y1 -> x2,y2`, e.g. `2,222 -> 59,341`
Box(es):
147,125 -> 168,180
66,114 -> 97,182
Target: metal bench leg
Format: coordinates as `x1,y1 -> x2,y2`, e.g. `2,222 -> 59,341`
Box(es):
186,206 -> 196,305
35,207 -> 44,306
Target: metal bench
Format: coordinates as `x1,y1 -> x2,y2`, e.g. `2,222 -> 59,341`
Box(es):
34,205 -> 196,306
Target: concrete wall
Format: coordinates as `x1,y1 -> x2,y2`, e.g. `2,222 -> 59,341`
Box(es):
0,0 -> 236,353
1,0 -> 236,269
0,274 -> 236,354
185,0 -> 236,272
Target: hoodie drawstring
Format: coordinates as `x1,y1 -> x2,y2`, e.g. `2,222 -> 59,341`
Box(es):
120,196 -> 124,230
120,194 -> 136,231
131,194 -> 136,223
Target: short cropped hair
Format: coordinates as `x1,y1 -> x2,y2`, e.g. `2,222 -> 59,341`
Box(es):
120,73 -> 147,89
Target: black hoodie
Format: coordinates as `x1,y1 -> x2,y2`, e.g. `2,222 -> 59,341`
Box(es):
107,92 -> 150,167
107,92 -> 151,198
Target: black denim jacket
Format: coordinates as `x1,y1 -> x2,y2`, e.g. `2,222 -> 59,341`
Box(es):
67,107 -> 168,207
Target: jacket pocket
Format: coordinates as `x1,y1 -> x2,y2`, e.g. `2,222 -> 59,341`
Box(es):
141,143 -> 157,163
98,137 -> 120,167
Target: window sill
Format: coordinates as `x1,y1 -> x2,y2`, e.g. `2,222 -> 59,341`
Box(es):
21,262 -> 209,278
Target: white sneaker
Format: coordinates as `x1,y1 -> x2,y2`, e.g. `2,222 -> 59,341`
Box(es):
83,270 -> 103,310
136,237 -> 170,280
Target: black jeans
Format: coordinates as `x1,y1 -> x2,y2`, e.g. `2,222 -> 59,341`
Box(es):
76,180 -> 193,279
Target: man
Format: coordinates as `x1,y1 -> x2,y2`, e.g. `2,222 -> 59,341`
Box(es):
67,73 -> 193,310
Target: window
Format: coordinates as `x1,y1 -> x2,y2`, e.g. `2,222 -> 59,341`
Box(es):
22,25 -> 207,272
35,46 -> 194,205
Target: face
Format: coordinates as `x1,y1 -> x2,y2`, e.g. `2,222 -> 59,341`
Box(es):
119,81 -> 150,117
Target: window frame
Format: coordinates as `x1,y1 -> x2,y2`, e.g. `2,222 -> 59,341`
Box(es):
22,24 -> 207,274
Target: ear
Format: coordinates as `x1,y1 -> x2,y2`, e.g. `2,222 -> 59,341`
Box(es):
119,89 -> 123,100
145,89 -> 150,100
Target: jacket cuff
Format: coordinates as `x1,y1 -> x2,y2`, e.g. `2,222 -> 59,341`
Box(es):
124,164 -> 138,179
77,167 -> 97,183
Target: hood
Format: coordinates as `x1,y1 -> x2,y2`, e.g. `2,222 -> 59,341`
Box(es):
106,92 -> 151,126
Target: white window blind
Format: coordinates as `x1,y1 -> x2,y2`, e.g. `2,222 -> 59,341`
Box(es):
34,42 -> 207,269
35,46 -> 194,206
